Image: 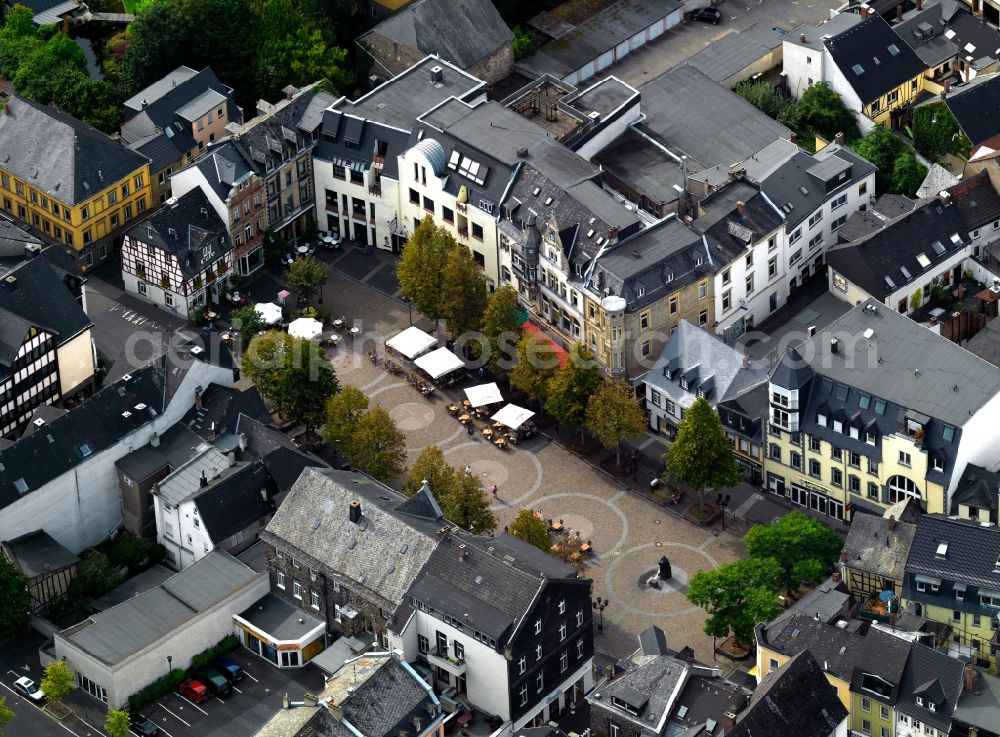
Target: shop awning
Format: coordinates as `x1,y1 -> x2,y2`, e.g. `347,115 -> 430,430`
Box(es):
464,383 -> 502,407
255,302 -> 282,325
492,403 -> 535,430
288,317 -> 323,341
386,326 -> 437,359
414,347 -> 465,379
522,321 -> 569,367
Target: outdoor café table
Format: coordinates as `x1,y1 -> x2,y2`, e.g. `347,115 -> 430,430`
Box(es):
482,428 -> 494,439
349,326 -> 361,337
579,542 -> 592,555
550,520 -> 564,533
459,413 -> 472,424
462,399 -> 472,408
333,319 -> 345,329
447,404 -> 460,415
494,436 -> 507,449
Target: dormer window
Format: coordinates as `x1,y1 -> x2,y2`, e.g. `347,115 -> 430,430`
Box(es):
681,378 -> 689,390
817,413 -> 827,425
931,456 -> 944,472
916,696 -> 924,707
833,420 -> 843,433
928,702 -> 936,713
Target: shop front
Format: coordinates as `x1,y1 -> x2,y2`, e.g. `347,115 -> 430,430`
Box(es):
234,594 -> 326,669
789,478 -> 845,521
734,454 -> 763,486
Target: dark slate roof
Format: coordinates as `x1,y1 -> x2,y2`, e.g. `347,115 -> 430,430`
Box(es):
194,461 -> 278,544
0,244 -> 91,372
124,188 -> 232,281
181,139 -> 259,203
238,87 -> 335,174
769,346 -> 814,390
948,170 -> 1000,231
0,96 -> 149,206
895,3 -> 960,68
395,481 -> 444,522
947,75 -> 1000,146
905,514 -> 1000,590
589,216 -> 710,312
843,501 -> 919,582
121,66 -> 238,141
182,384 -> 268,441
718,382 -> 767,445
727,650 -> 847,737
1,529 -> 79,576
114,423 -> 205,481
824,15 -> 925,105
639,625 -> 669,656
761,612 -> 911,704
362,0 -> 512,70
0,218 -> 40,277
405,531 -> 577,644
826,199 -> 968,299
592,653 -> 687,732
947,10 -> 1000,68
0,359 -> 168,512
896,640 -> 965,732
951,463 -> 1000,511
129,132 -> 186,173
314,111 -> 411,181
696,179 -> 785,266
260,445 -> 324,495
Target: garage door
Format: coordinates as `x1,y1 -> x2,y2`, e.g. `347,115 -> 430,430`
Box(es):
563,72 -> 578,86
597,50 -> 614,71
615,40 -> 630,60
631,30 -> 647,50
579,61 -> 596,81
649,18 -> 665,38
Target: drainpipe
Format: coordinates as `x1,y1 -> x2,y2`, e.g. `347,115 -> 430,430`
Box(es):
629,114 -> 685,164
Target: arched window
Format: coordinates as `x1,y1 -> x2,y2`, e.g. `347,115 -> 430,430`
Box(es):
887,475 -> 920,503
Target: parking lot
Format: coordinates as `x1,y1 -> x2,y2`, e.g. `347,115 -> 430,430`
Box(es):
0,637 -> 325,737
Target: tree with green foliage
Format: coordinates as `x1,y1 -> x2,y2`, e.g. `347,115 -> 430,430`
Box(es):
545,343 -> 602,435
40,660 -> 74,704
67,550 -> 124,602
508,508 -> 549,551
441,234 -> 488,340
243,331 -> 339,430
322,385 -> 369,456
512,26 -> 543,59
784,83 -> 858,144
403,445 -> 455,497
440,474 -> 497,535
347,407 -> 406,481
734,79 -> 793,120
397,217 -> 449,323
285,254 -> 327,305
230,304 -> 267,342
510,332 -> 560,407
0,697 -> 13,736
115,0 -> 193,95
912,103 -> 970,160
480,285 -> 521,379
104,710 -> 131,737
106,532 -> 165,573
662,396 -> 740,511
0,556 -> 29,637
910,289 -> 923,313
586,379 -> 647,466
892,150 -> 927,197
743,511 -> 843,594
686,557 -> 784,647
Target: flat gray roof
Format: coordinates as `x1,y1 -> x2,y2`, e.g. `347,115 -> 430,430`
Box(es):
237,593 -> 323,641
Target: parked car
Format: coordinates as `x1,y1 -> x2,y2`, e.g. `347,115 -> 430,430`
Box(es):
686,6 -> 722,23
213,657 -> 244,684
197,668 -> 232,698
129,713 -> 160,736
178,679 -> 210,703
13,677 -> 44,702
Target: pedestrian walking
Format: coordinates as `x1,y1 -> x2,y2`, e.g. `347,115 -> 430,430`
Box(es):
491,484 -> 498,498
465,464 -> 473,476
467,424 -> 474,437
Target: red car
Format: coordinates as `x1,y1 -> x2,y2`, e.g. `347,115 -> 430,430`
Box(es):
178,679 -> 210,704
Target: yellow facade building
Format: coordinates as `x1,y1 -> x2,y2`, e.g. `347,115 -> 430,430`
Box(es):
0,96 -> 152,271
761,298 -> 1000,525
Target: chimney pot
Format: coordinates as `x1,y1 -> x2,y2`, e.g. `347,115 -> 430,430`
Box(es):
800,32 -> 806,43
859,4 -> 870,19
897,4 -> 903,18
349,499 -> 362,524
916,0 -> 923,9
736,200 -> 748,217
887,515 -> 896,531
200,470 -> 208,488
834,131 -> 845,145
722,711 -> 737,733
789,132 -> 798,145
459,544 -> 468,561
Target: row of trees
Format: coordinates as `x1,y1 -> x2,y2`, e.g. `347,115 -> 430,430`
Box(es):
0,8 -> 123,132
110,0 -> 360,112
686,511 -> 843,647
323,387 -> 407,481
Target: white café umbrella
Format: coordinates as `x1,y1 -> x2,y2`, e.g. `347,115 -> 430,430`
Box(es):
465,382 -> 502,408
386,326 -> 437,359
255,302 -> 282,325
414,347 -> 464,379
288,317 -> 323,341
491,403 -> 535,430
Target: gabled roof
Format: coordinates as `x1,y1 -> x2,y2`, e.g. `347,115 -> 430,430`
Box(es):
124,188 -> 232,281
644,320 -> 767,410
181,139 -> 259,203
843,506 -> 919,582
0,96 -> 149,206
696,179 -> 785,265
826,198 -> 968,299
394,481 -> 443,522
589,651 -> 688,734
727,650 -> 847,737
237,86 -> 336,173
905,514 -> 1000,590
951,463 -> 1000,511
194,461 -> 278,544
362,0 -> 513,70
896,638 -> 965,732
825,15 -> 925,105
261,468 -> 440,606
947,169 -> 1000,231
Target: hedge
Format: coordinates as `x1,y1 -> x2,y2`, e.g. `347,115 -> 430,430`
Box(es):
127,634 -> 240,710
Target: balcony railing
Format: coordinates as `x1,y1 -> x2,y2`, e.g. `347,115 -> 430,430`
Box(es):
457,227 -> 469,239
369,184 -> 382,197
427,647 -> 467,675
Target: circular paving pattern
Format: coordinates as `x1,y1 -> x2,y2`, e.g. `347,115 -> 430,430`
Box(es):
603,542 -> 719,617
472,459 -> 509,486
390,402 -> 436,431
557,513 -> 594,540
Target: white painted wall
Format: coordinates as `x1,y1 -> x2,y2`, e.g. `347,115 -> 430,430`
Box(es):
57,329 -> 97,396
782,40 -> 828,100
0,361 -> 234,553
714,227 -> 788,336
949,388 -> 1000,507
55,568 -> 267,708
169,167 -> 228,224
156,496 -> 217,570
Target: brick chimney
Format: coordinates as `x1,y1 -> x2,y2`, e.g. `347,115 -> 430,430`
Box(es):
887,515 -> 896,532
459,544 -> 468,561
965,666 -> 976,691
736,200 -> 748,217
722,712 -> 738,733
349,499 -> 362,524
942,80 -> 950,98
789,132 -> 798,145
859,4 -> 870,19
916,0 -> 923,9
835,131 -> 845,145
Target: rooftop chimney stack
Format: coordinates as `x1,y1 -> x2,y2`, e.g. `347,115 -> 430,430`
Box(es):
722,712 -> 737,733
887,515 -> 896,532
800,33 -> 806,43
349,499 -> 362,525
430,65 -> 444,83
965,666 -> 976,691
939,191 -> 952,206
859,4 -> 870,19
150,431 -> 160,448
459,544 -> 468,561
835,131 -> 845,145
200,471 -> 208,488
916,0 -> 923,9
736,200 -> 747,217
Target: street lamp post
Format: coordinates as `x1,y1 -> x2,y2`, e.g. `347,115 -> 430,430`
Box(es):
404,297 -> 413,326
166,655 -> 173,676
716,493 -> 731,532
593,597 -> 610,632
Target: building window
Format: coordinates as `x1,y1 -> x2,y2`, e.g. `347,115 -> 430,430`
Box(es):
699,309 -> 708,327
862,697 -> 871,712
520,685 -> 528,706
310,590 -> 320,609
534,618 -> 542,634
769,443 -> 781,462
831,468 -> 843,487
809,459 -> 821,477
560,651 -> 568,673
862,719 -> 871,736
768,256 -> 777,277
536,673 -> 544,692
791,451 -> 802,470
559,623 -> 567,640
276,571 -> 285,589
899,451 -> 911,467
669,296 -> 678,314
610,726 -> 620,737
746,273 -> 755,294
698,282 -> 707,299
576,609 -> 584,627
536,644 -> 543,660
722,289 -> 732,311
292,580 -> 302,599
519,656 -> 526,674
